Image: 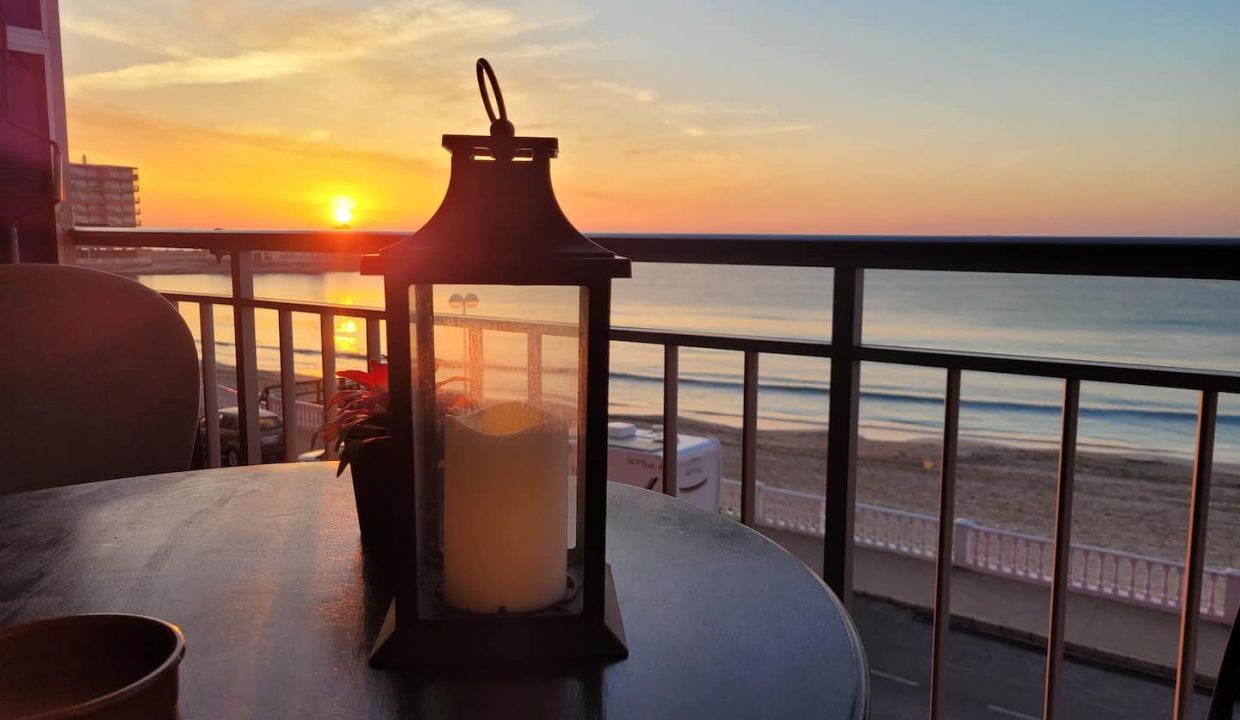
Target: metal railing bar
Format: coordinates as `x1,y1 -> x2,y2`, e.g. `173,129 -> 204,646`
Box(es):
611,327 -> 830,357
70,227 -> 401,254
320,313 -> 337,461
278,310 -> 299,463
199,302 -> 221,469
73,228 -> 1240,280
825,267 -> 863,607
1173,390 -> 1218,720
591,233 -> 1240,280
1044,378 -> 1081,720
365,318 -> 382,365
858,345 -> 1240,394
663,345 -> 679,498
466,327 -> 485,399
930,367 -> 962,720
230,250 -> 261,465
612,324 -> 833,356
435,314 -> 575,336
741,351 -> 759,527
527,332 -> 543,404
159,292 -> 388,320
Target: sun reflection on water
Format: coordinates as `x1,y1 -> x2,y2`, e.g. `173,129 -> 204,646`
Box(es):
334,295 -> 359,354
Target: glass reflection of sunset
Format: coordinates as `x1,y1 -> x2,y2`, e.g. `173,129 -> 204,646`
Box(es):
334,318 -> 358,354
334,294 -> 358,354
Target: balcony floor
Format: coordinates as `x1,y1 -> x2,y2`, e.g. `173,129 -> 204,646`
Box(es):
856,597 -> 1228,719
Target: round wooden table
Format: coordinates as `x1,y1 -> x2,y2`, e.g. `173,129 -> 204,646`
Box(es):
0,464 -> 869,719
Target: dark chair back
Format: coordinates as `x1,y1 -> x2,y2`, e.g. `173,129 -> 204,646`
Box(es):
0,264 -> 199,492
1212,605 -> 1240,719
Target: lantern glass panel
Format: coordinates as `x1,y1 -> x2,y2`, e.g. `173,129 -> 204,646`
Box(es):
409,283 -> 587,618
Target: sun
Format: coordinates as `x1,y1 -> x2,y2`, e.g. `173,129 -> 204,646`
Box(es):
330,196 -> 356,228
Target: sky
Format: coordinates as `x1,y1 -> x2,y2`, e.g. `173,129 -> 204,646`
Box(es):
60,0 -> 1240,234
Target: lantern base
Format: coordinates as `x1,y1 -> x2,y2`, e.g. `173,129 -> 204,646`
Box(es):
368,564 -> 628,666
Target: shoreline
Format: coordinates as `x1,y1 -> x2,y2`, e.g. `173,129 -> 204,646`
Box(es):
613,403 -> 1238,469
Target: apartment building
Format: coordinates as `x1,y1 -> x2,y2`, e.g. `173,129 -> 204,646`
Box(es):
68,161 -> 140,227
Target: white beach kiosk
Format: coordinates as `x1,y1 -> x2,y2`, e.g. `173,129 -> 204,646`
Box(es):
604,421 -> 722,513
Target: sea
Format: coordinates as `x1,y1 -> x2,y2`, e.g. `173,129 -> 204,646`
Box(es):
138,264 -> 1240,464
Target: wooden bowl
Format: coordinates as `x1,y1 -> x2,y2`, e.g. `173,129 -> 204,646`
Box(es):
0,614 -> 186,719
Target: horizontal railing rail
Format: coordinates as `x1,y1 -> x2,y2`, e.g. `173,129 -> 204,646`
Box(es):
859,345 -> 1240,394
74,228 -> 1240,279
72,226 -> 1240,720
162,291 -> 389,320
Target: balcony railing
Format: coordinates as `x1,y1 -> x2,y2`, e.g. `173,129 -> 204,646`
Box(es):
70,226 -> 1240,720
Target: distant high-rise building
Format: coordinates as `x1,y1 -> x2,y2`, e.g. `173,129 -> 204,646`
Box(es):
68,159 -> 140,227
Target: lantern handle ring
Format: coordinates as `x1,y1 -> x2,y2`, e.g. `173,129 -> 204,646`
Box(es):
476,58 -> 515,137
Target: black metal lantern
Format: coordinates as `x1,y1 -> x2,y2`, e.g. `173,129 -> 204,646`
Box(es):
362,59 -> 630,665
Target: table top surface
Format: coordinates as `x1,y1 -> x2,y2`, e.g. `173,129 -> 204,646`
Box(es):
0,464 -> 868,720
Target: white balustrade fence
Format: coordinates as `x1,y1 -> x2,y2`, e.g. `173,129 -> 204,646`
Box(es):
197,384 -> 239,417
955,521 -> 1239,621
720,479 -> 1240,622
264,391 -> 326,435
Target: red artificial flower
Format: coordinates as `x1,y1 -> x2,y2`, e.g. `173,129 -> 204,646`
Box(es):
321,358 -> 473,477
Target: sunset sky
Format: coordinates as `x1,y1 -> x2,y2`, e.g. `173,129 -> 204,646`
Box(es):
60,0 -> 1240,234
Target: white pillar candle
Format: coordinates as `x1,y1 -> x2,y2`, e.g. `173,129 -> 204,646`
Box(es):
443,400 -> 568,614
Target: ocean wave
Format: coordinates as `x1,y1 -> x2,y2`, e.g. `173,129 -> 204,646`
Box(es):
607,370 -> 1239,427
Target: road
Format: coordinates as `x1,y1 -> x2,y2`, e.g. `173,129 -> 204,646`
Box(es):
853,597 -> 1229,719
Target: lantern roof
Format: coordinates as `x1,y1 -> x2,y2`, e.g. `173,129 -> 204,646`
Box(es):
361,60 -> 630,284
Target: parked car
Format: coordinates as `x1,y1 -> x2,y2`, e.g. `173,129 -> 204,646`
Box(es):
197,407 -> 285,466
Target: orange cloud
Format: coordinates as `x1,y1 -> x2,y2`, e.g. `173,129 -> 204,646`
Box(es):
68,102 -> 444,229
69,99 -> 1240,236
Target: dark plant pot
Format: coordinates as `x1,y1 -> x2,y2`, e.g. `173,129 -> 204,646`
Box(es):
347,438 -> 399,554
0,614 -> 186,720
